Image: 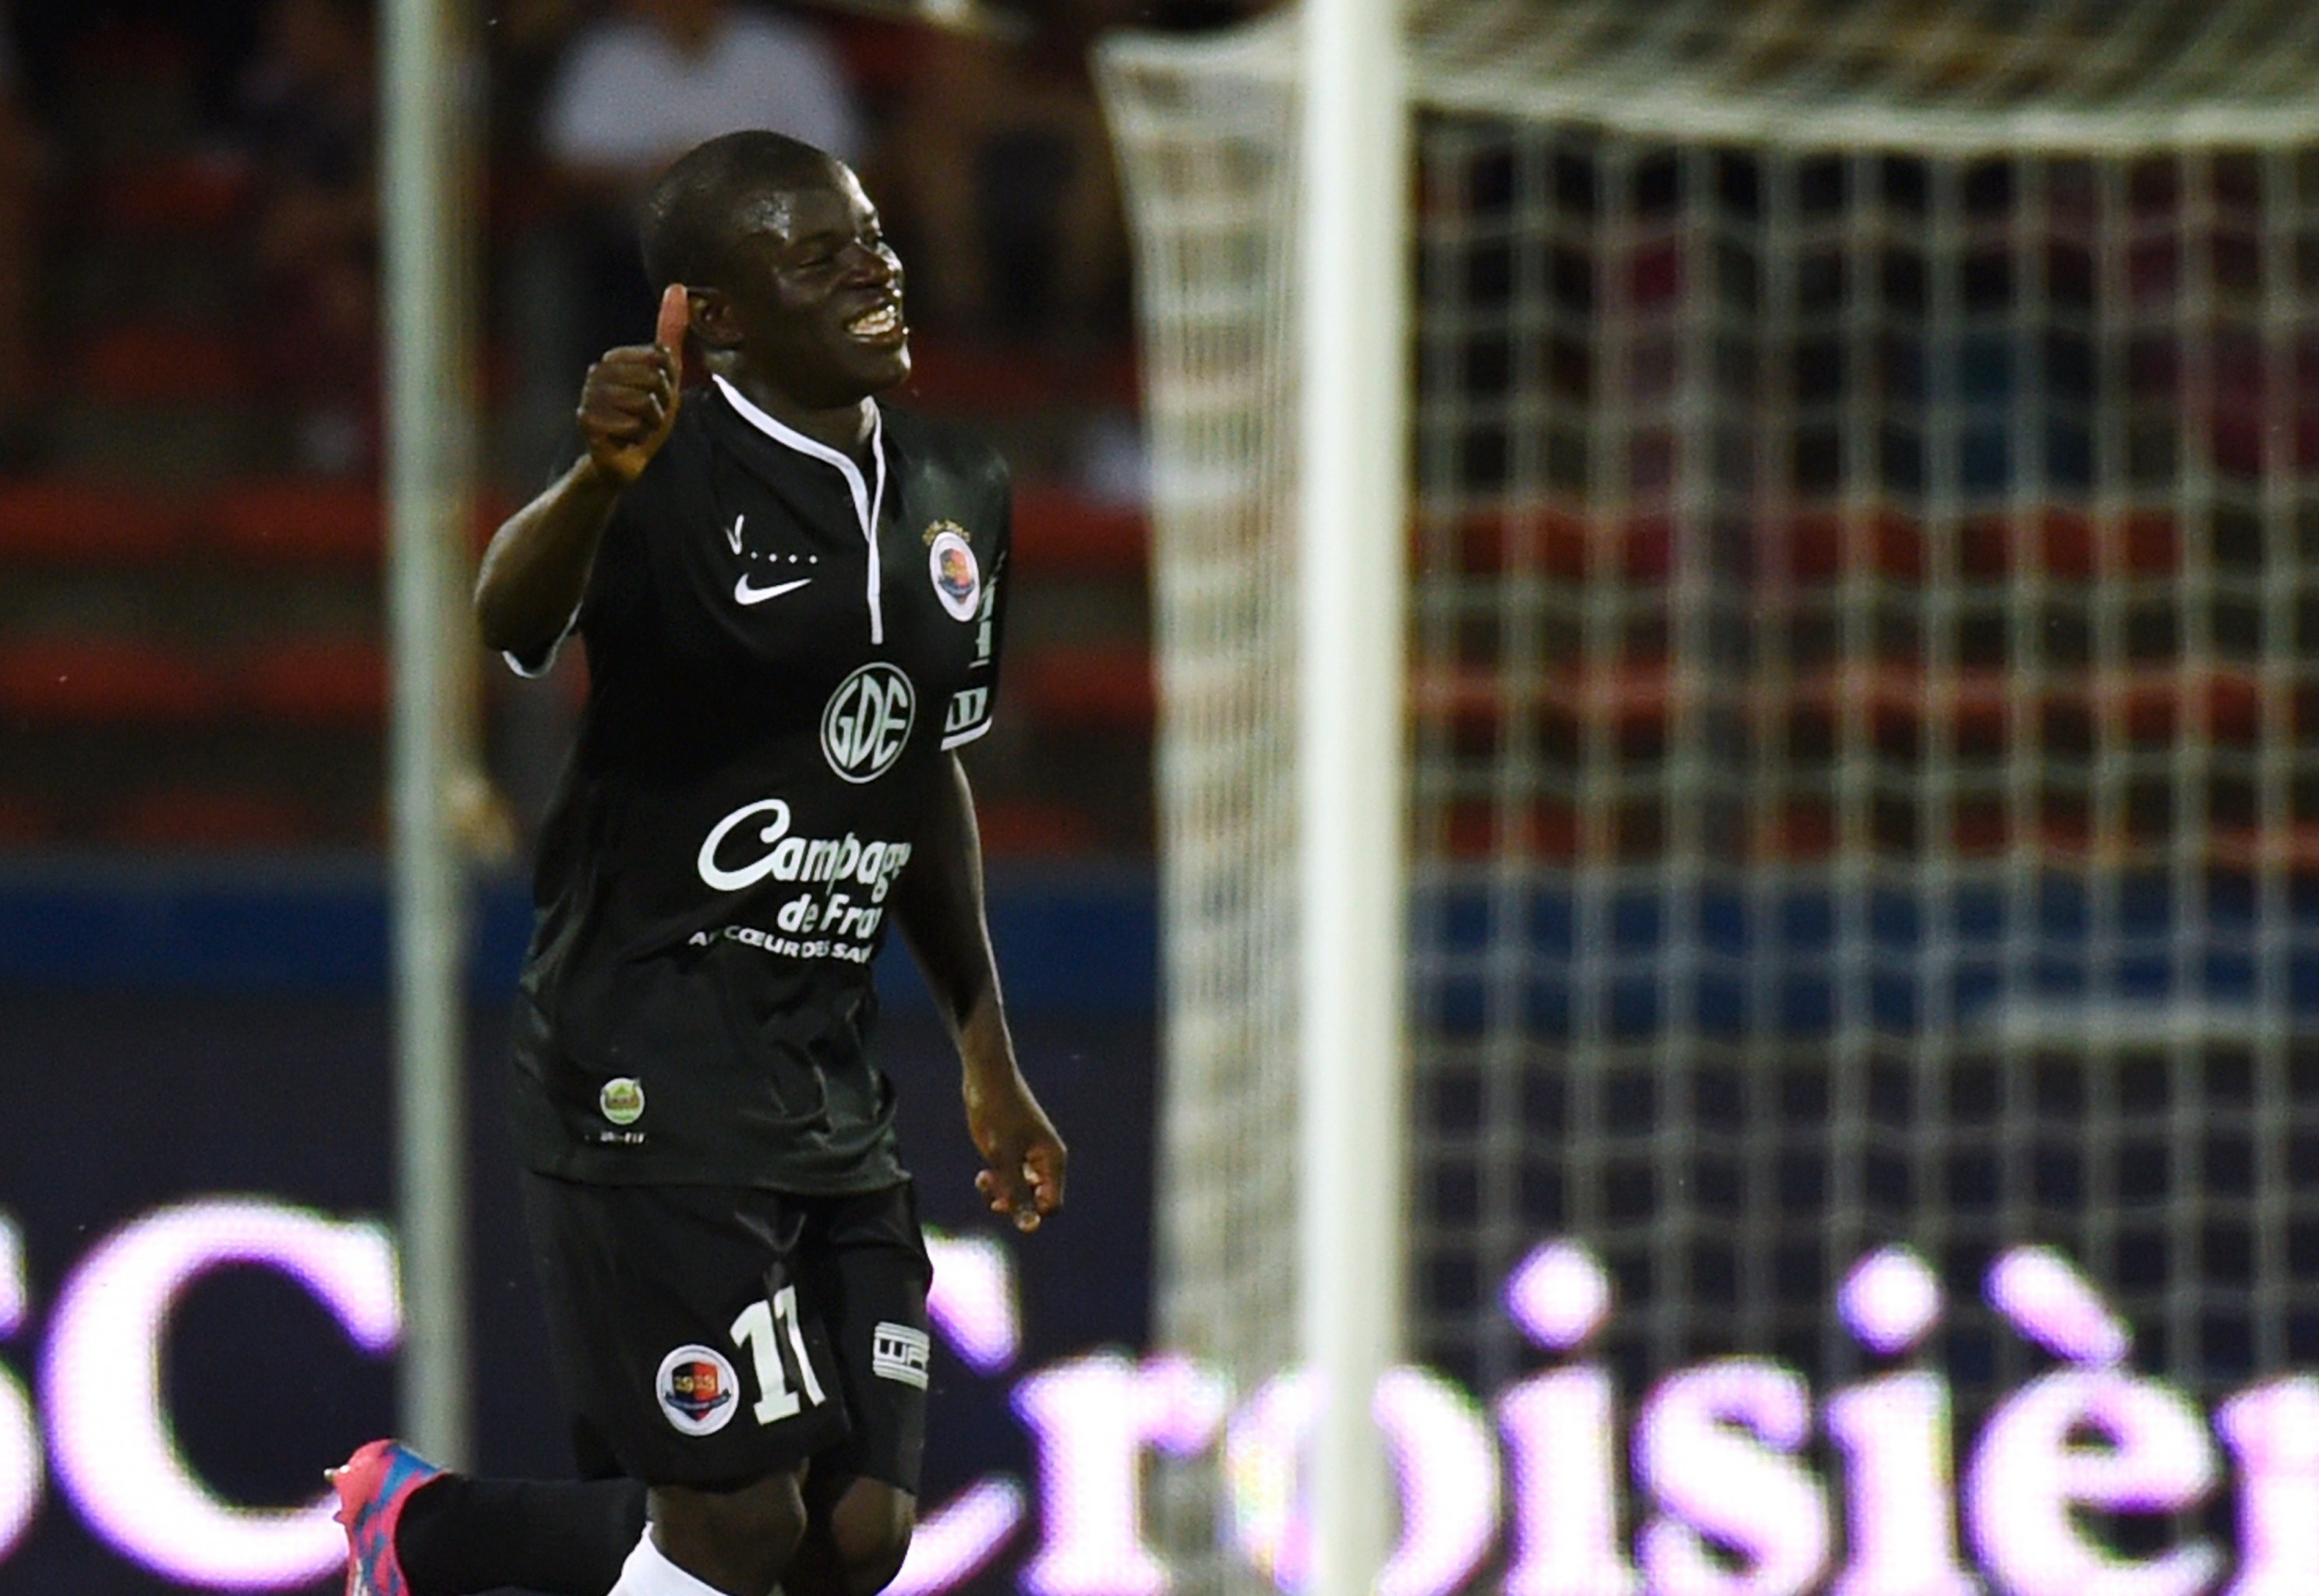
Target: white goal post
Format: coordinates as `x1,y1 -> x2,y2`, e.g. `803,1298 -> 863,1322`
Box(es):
1103,2 -> 2319,1594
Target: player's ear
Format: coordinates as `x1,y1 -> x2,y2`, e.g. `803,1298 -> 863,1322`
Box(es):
688,287 -> 741,351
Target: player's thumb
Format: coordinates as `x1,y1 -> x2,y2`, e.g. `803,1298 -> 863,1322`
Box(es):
654,283 -> 689,387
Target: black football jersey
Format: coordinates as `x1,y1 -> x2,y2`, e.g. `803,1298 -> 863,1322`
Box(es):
505,376 -> 1009,1192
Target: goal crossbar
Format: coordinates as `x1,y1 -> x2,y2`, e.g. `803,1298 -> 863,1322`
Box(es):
1110,0 -> 2319,153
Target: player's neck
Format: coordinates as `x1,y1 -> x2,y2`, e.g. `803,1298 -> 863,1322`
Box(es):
718,368 -> 877,463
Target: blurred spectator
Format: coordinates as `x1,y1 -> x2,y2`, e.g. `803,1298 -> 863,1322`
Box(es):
884,0 -> 1123,345
0,4 -> 39,467
239,0 -> 377,475
483,0 -> 592,173
504,0 -> 864,482
542,0 -> 861,181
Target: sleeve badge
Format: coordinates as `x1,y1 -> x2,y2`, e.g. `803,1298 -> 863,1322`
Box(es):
926,521 -> 982,622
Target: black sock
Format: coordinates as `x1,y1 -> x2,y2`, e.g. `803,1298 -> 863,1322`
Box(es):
394,1474 -> 650,1596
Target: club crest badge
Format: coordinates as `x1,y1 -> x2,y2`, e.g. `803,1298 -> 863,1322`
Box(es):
926,523 -> 981,623
599,1077 -> 645,1126
656,1345 -> 740,1435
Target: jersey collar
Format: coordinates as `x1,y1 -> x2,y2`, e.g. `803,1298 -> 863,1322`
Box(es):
711,375 -> 891,644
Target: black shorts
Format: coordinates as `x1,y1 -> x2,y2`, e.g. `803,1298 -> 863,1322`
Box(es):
522,1172 -> 933,1492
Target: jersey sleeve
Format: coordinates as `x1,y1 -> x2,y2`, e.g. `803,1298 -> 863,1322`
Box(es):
576,491 -> 656,643
939,462 -> 1010,750
500,479 -> 655,679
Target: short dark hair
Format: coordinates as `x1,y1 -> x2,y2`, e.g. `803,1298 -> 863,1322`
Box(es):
638,131 -> 843,288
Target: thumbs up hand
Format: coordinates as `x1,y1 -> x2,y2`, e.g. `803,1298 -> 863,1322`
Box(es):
578,283 -> 689,486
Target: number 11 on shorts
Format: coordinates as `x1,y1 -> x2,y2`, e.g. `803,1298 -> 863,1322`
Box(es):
730,1286 -> 827,1424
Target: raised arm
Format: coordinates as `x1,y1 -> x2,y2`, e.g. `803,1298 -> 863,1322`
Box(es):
890,754 -> 1068,1231
474,284 -> 690,659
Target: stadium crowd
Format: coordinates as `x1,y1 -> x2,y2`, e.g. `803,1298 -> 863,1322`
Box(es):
0,0 -> 1234,853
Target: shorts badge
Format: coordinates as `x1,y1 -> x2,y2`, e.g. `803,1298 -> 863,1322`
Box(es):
599,1077 -> 645,1126
871,1321 -> 931,1389
657,1344 -> 740,1435
926,524 -> 981,623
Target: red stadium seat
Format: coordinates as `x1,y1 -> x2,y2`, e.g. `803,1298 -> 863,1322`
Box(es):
1761,794 -> 2148,863
1958,512 -> 2023,578
1781,510 -> 1926,584
239,636 -> 387,726
205,480 -> 513,563
1783,664 -> 2272,753
1014,643 -> 1154,731
1763,798 -> 1836,861
2210,824 -> 2319,874
1438,507 -> 1671,581
80,324 -> 254,405
900,337 -> 1065,415
1438,798 -> 1582,863
1411,665 -> 1503,728
901,337 -> 1138,415
1629,238 -> 1681,305
207,479 -> 380,564
827,16 -> 934,99
1958,508 -> 2181,579
1621,514 -> 1677,581
0,479 -> 184,563
1415,663 -> 1673,754
971,796 -> 1104,856
0,794 -> 58,846
1425,507 -> 1581,578
0,638 -> 224,723
470,486 -> 517,553
106,788 -> 319,850
1009,483 -> 1147,578
2117,510 -> 2186,575
2104,666 -> 2264,743
97,155 -> 251,235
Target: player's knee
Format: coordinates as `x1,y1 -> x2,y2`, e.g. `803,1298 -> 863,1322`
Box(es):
651,1471 -> 811,1588
828,1481 -> 915,1595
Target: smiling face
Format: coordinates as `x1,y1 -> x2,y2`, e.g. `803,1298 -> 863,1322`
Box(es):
691,164 -> 910,413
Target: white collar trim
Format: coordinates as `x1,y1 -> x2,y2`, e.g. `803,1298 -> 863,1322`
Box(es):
712,374 -> 889,644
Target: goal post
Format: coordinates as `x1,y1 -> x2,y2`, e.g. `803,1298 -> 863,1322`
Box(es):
1105,1 -> 2319,1591
380,0 -> 481,1470
1298,2 -> 1409,1596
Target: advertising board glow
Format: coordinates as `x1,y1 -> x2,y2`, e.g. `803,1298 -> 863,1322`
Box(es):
3,1201 -> 2317,1594
39,1201 -> 400,1587
0,1214 -> 37,1562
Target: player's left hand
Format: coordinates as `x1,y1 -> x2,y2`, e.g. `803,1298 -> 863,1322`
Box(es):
964,1068 -> 1067,1233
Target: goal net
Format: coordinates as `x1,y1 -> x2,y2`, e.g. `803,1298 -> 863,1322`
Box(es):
1101,2 -> 2319,1591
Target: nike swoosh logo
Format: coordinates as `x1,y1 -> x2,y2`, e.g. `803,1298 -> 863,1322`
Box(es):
735,574 -> 813,606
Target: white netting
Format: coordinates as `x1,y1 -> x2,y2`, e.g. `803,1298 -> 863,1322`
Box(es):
1103,3 -> 2319,1590
1100,34 -> 1306,1585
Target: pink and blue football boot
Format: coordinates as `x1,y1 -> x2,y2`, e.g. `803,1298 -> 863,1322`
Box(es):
328,1439 -> 441,1596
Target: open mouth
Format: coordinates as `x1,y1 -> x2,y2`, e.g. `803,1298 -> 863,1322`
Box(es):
846,301 -> 904,341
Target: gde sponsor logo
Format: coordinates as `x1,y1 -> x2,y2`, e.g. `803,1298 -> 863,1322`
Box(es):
12,1202 -> 2319,1594
821,662 -> 914,783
